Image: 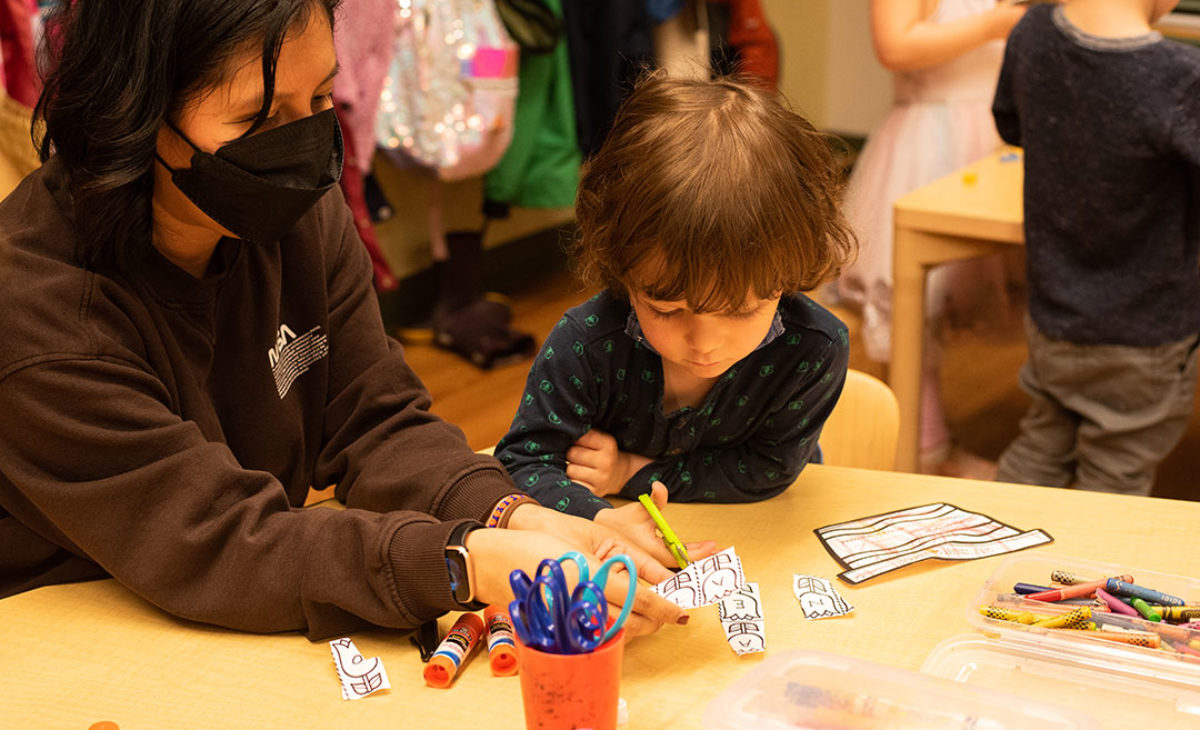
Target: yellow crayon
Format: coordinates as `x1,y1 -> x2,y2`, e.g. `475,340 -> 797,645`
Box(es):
1034,607 -> 1091,629
980,605 -> 1039,624
1055,628 -> 1160,649
1158,606 -> 1200,622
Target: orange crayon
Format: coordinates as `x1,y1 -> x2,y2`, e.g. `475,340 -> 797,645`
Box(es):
484,605 -> 518,676
424,612 -> 484,688
1055,628 -> 1160,649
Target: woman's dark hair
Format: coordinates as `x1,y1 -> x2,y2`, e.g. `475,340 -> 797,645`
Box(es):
34,0 -> 341,273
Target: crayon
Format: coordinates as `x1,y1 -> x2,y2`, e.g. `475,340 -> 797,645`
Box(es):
1157,607 -> 1200,622
1026,579 -> 1114,602
1054,628 -> 1160,649
483,605 -> 518,677
1130,597 -> 1162,622
1014,583 -> 1052,594
424,612 -> 484,688
1105,579 -> 1185,607
1033,607 -> 1091,629
980,605 -> 1039,624
1051,570 -> 1132,586
1096,587 -> 1140,617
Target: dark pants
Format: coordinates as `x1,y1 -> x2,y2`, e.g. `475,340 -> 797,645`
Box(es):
997,318 -> 1199,496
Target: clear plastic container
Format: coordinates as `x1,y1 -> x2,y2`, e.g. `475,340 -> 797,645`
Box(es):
704,554 -> 1200,729
702,649 -> 1099,729
963,553 -> 1200,679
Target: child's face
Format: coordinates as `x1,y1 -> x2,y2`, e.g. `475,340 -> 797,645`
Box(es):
631,290 -> 782,380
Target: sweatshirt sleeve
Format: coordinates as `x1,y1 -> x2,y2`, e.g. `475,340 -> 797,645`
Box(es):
313,193 -> 517,522
0,358 -> 478,640
1172,72 -> 1200,169
493,316 -> 614,519
991,25 -> 1023,148
624,337 -> 848,503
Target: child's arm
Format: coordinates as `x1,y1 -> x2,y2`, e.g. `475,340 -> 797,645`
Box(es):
991,22 -> 1023,146
493,317 -> 614,520
621,339 -> 849,503
1173,74 -> 1200,169
871,0 -> 1026,72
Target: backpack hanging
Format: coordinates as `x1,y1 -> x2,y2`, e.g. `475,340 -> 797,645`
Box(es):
376,0 -> 519,181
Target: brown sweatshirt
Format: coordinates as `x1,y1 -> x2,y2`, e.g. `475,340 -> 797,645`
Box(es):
0,158 -> 517,639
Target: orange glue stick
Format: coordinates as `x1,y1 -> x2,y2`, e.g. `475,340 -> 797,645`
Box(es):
484,604 -> 519,676
423,612 -> 484,688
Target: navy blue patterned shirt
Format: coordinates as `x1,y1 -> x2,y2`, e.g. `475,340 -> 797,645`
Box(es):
494,291 -> 849,518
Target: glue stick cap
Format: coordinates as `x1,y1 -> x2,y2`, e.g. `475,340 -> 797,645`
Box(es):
423,612 -> 485,689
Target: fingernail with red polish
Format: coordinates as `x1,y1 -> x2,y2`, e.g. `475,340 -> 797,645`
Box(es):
677,614 -> 690,625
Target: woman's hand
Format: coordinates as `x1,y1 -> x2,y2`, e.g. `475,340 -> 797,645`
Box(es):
593,481 -> 719,570
566,429 -> 652,497
470,502 -> 693,638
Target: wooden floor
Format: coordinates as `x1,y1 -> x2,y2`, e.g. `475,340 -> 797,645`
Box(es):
401,269 -> 1200,503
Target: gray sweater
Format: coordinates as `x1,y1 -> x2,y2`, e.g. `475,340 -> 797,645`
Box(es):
992,5 -> 1200,346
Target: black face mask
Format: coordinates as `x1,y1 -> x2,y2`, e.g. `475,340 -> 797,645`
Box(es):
157,108 -> 344,245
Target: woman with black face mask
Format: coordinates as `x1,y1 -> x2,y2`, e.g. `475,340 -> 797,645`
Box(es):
0,0 -> 685,641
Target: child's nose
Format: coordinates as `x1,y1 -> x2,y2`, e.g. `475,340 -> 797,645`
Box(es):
686,315 -> 724,352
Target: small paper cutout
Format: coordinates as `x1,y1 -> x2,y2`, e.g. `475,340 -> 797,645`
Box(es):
329,637 -> 391,700
718,582 -> 766,655
793,575 -> 853,620
652,546 -> 745,609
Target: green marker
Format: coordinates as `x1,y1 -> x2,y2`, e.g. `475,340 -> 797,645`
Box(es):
637,493 -> 690,569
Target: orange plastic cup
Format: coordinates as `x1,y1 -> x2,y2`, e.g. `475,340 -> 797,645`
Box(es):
516,630 -> 625,730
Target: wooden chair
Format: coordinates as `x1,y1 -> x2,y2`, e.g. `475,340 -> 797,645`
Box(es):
818,368 -> 900,471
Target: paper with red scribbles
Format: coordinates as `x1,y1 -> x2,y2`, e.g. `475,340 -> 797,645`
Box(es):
815,503 -> 1053,584
652,546 -> 745,609
718,582 -> 766,655
329,637 -> 391,700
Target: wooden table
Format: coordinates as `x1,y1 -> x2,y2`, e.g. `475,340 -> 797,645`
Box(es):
891,148 -> 1025,472
4,463 -> 1197,728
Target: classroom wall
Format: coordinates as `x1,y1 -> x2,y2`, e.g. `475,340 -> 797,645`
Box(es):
762,0 -> 891,138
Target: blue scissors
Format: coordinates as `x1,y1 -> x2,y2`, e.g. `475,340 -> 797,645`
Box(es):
508,552 -> 636,654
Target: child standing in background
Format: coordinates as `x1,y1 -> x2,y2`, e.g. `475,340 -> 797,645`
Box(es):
836,0 -> 1026,477
493,73 -> 856,566
993,0 -> 1200,496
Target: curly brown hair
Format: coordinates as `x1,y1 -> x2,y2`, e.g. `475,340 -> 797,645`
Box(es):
571,71 -> 856,312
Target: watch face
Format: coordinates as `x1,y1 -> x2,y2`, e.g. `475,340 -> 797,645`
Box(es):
445,549 -> 472,603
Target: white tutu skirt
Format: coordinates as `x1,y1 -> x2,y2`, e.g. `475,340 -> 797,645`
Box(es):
837,99 -> 1005,363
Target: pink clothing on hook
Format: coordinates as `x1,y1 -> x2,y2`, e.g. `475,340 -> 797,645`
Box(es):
333,0 -> 396,175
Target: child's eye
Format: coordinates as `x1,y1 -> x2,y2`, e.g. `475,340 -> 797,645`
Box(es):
649,307 -> 682,319
312,93 -> 333,112
728,308 -> 760,320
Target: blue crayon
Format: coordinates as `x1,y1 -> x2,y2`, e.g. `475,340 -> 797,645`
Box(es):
1014,582 -> 1052,595
1104,578 -> 1185,607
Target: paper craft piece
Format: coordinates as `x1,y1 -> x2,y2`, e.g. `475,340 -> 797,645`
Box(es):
652,546 -> 745,609
793,575 -> 853,620
329,637 -> 391,700
815,502 -> 1053,584
718,582 -> 766,655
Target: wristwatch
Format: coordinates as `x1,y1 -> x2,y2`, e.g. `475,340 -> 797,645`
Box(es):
445,522 -> 487,610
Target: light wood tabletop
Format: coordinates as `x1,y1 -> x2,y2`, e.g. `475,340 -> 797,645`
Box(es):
3,463 -> 1198,729
891,148 -> 1025,472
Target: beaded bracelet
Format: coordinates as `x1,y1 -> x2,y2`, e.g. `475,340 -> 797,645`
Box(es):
486,494 -> 539,529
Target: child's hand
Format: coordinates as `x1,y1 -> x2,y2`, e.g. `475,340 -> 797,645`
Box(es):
594,481 -> 719,569
566,428 -> 652,497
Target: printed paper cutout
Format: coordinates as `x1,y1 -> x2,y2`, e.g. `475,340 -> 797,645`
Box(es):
718,582 -> 765,655
793,575 -> 853,620
652,546 -> 745,609
329,637 -> 391,700
815,503 -> 1053,584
